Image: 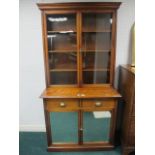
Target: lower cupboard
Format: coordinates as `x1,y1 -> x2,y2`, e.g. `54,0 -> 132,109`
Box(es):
44,98 -> 118,151
50,111 -> 111,144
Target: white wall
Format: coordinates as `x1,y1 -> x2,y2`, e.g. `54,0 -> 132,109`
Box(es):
19,0 -> 135,131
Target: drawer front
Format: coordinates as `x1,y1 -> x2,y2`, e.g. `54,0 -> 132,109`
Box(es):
82,99 -> 116,111
45,99 -> 79,112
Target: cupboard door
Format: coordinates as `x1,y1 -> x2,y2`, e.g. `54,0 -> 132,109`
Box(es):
46,14 -> 78,85
50,112 -> 78,143
81,13 -> 112,84
83,110 -> 112,143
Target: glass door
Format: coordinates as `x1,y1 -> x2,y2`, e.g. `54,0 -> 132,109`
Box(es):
83,110 -> 112,143
46,13 -> 78,85
50,112 -> 78,143
81,13 -> 112,84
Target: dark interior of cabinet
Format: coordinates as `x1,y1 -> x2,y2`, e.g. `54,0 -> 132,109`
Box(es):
82,33 -> 111,51
50,71 -> 77,85
47,33 -> 77,51
83,71 -> 110,84
49,52 -> 77,70
82,13 -> 112,32
82,52 -> 111,69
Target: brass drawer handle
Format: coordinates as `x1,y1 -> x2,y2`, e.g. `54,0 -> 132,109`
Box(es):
77,93 -> 85,97
95,102 -> 102,107
77,93 -> 81,97
81,93 -> 85,97
60,102 -> 66,107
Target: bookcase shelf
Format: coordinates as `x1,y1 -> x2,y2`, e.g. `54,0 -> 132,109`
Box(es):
48,30 -> 76,33
50,69 -> 77,72
83,68 -> 110,72
48,50 -> 77,53
82,50 -> 111,52
82,30 -> 111,33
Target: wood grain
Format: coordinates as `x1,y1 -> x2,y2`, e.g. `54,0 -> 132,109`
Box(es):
82,99 -> 115,111
37,2 -> 121,11
45,99 -> 79,112
47,142 -> 114,151
119,65 -> 135,155
40,86 -> 121,99
110,11 -> 117,86
43,100 -> 52,145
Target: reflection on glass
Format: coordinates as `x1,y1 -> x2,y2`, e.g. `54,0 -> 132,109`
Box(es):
83,111 -> 111,142
82,13 -> 112,84
48,33 -> 76,51
82,52 -> 110,69
82,33 -> 111,51
50,72 -> 77,85
50,112 -> 78,143
49,53 -> 77,70
83,71 -> 110,84
83,13 -> 112,32
47,14 -> 76,32
48,17 -> 68,22
46,14 -> 77,85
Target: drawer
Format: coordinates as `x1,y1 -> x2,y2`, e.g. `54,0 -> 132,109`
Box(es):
82,99 -> 115,111
45,99 -> 79,112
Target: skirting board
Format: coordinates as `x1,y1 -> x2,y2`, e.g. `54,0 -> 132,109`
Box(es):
19,125 -> 46,132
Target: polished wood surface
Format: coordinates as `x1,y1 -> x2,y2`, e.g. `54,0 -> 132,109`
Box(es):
45,98 -> 116,112
45,99 -> 79,112
37,2 -> 121,11
119,65 -> 135,155
47,143 -> 114,151
43,101 -> 52,145
82,99 -> 115,111
41,86 -> 121,99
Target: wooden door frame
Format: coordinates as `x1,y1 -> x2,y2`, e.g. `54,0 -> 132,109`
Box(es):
41,11 -> 80,87
78,10 -> 117,87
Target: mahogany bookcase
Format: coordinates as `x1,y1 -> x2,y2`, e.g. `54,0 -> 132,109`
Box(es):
37,2 -> 121,152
